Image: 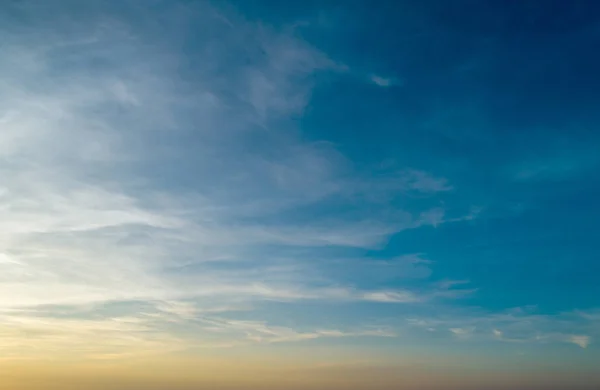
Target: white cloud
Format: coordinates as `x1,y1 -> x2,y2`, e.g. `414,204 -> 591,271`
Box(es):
369,74 -> 401,88
362,291 -> 422,303
197,317 -> 395,344
568,335 -> 590,349
449,327 -> 475,338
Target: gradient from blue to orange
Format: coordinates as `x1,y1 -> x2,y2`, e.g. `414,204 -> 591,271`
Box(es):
1,1 -> 599,389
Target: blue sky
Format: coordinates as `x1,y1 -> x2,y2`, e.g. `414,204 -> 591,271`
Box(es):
1,0 -> 600,383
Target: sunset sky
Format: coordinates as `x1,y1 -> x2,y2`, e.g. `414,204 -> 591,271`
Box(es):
1,1 -> 600,389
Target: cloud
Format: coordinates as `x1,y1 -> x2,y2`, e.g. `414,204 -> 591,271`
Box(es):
576,309 -> 600,321
0,0 -> 477,359
403,306 -> 600,349
362,291 -> 422,303
401,169 -> 453,193
0,306 -> 183,359
449,327 -> 475,338
369,74 -> 401,88
437,280 -> 470,290
417,208 -> 446,228
0,297 -> 398,359
568,335 -> 591,349
197,317 -> 395,344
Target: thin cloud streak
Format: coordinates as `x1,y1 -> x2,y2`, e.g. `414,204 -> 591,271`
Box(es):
405,306 -> 598,349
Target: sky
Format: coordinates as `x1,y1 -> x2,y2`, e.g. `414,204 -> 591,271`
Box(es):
1,0 -> 600,389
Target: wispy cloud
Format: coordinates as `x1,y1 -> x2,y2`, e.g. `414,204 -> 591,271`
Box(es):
197,317 -> 395,344
405,306 -> 598,349
0,307 -> 183,360
369,74 -> 401,88
363,291 -> 422,303
0,299 -> 396,359
449,327 -> 475,338
567,335 -> 591,349
0,0 -> 471,359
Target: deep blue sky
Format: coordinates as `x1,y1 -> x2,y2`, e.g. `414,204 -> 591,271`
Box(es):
226,0 -> 600,313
